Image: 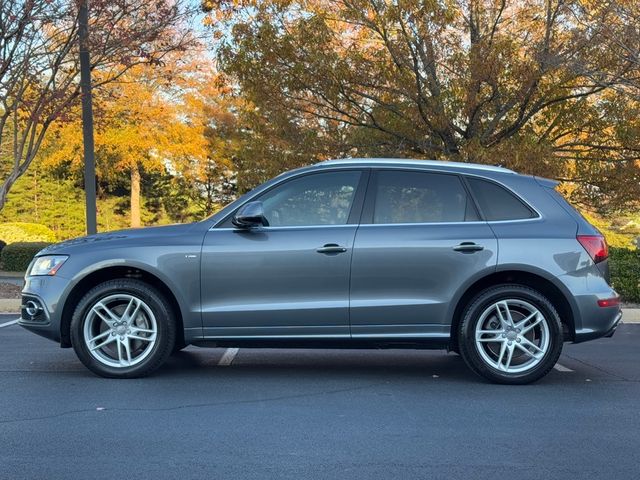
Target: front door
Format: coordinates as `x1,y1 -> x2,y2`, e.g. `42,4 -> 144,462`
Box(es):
200,169 -> 366,338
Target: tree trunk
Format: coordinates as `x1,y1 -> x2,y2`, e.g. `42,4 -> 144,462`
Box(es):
130,164 -> 141,228
0,171 -> 21,212
0,183 -> 11,212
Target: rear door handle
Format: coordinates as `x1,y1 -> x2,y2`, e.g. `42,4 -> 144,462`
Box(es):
316,244 -> 348,254
453,242 -> 484,253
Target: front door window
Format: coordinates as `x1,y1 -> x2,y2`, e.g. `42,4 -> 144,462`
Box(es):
258,171 -> 362,226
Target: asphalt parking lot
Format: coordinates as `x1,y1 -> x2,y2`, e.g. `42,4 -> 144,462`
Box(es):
1,314 -> 639,480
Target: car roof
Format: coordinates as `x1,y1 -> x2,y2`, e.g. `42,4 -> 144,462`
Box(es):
316,158 -> 516,175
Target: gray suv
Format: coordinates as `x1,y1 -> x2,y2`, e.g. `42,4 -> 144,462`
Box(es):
19,159 -> 622,384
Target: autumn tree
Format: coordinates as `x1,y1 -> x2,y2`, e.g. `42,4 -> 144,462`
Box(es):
580,1 -> 640,96
0,0 -> 196,211
207,0 -> 640,209
44,57 -> 214,227
178,71 -> 240,212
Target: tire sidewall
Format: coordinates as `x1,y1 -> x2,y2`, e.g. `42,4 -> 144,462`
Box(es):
459,285 -> 563,384
70,279 -> 175,378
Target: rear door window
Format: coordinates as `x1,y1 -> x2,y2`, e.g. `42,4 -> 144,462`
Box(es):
372,170 -> 479,224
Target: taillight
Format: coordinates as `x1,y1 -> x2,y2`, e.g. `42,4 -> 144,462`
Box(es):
597,297 -> 620,308
577,235 -> 608,263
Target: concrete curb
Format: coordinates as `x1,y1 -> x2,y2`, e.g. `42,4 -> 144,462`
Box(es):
0,299 -> 20,313
623,308 -> 640,323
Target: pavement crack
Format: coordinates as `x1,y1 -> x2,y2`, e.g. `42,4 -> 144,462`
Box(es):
0,382 -> 385,425
562,354 -> 634,382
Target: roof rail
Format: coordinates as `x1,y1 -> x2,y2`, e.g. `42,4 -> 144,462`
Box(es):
319,158 -> 516,174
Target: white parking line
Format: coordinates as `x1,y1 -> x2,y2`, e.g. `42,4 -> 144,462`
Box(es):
553,363 -> 573,372
0,318 -> 20,328
218,348 -> 239,366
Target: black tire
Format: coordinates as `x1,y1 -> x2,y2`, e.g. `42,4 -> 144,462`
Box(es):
70,279 -> 176,378
458,284 -> 563,385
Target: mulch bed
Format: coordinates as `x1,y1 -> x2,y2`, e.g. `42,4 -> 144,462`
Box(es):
0,282 -> 21,299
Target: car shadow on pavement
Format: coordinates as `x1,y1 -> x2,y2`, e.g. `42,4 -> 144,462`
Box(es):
156,348 -> 576,385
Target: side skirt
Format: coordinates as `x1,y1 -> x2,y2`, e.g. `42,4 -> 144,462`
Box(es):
189,337 -> 450,350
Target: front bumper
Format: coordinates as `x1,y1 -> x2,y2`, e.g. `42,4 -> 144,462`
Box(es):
18,274 -> 70,344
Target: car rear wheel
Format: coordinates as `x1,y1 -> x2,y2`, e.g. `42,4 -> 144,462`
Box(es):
458,284 -> 563,384
70,279 -> 176,378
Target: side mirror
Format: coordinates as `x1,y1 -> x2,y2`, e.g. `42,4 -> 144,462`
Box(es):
232,201 -> 269,228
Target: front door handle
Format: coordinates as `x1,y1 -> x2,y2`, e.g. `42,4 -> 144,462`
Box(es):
316,244 -> 348,254
453,242 -> 484,253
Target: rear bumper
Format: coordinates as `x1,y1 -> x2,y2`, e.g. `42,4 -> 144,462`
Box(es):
573,304 -> 622,343
604,310 -> 623,338
556,268 -> 623,343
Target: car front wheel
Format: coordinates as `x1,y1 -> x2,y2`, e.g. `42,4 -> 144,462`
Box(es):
458,284 -> 563,384
70,279 -> 176,378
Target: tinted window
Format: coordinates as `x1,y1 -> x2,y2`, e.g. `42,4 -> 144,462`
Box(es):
372,171 -> 478,224
258,171 -> 361,226
467,178 -> 535,221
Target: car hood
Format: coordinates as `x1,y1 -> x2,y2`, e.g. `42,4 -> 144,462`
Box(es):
39,223 -> 201,255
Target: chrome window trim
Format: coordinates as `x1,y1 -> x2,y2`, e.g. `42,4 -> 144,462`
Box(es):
211,216 -> 545,231
354,165 -> 541,221
354,217 -> 545,227
211,224 -> 358,232
461,171 -> 542,221
358,221 -> 487,227
359,167 -> 543,225
211,168 -> 367,229
210,164 -> 543,229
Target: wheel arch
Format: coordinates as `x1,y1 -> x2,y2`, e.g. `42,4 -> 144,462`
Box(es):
449,268 -> 578,351
59,265 -> 185,348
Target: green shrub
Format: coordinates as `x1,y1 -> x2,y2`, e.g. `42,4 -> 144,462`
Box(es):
580,212 -> 635,248
0,239 -> 5,255
609,247 -> 640,304
0,242 -> 52,272
0,222 -> 56,244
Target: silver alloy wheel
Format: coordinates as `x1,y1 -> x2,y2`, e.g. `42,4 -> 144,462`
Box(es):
83,294 -> 158,368
474,299 -> 550,374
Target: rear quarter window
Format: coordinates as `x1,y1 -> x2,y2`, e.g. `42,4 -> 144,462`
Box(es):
467,177 -> 536,221
545,185 -> 591,227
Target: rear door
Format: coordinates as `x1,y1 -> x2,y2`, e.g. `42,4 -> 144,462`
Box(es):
349,169 -> 498,338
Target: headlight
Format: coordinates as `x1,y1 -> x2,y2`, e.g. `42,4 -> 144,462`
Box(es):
29,255 -> 68,276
